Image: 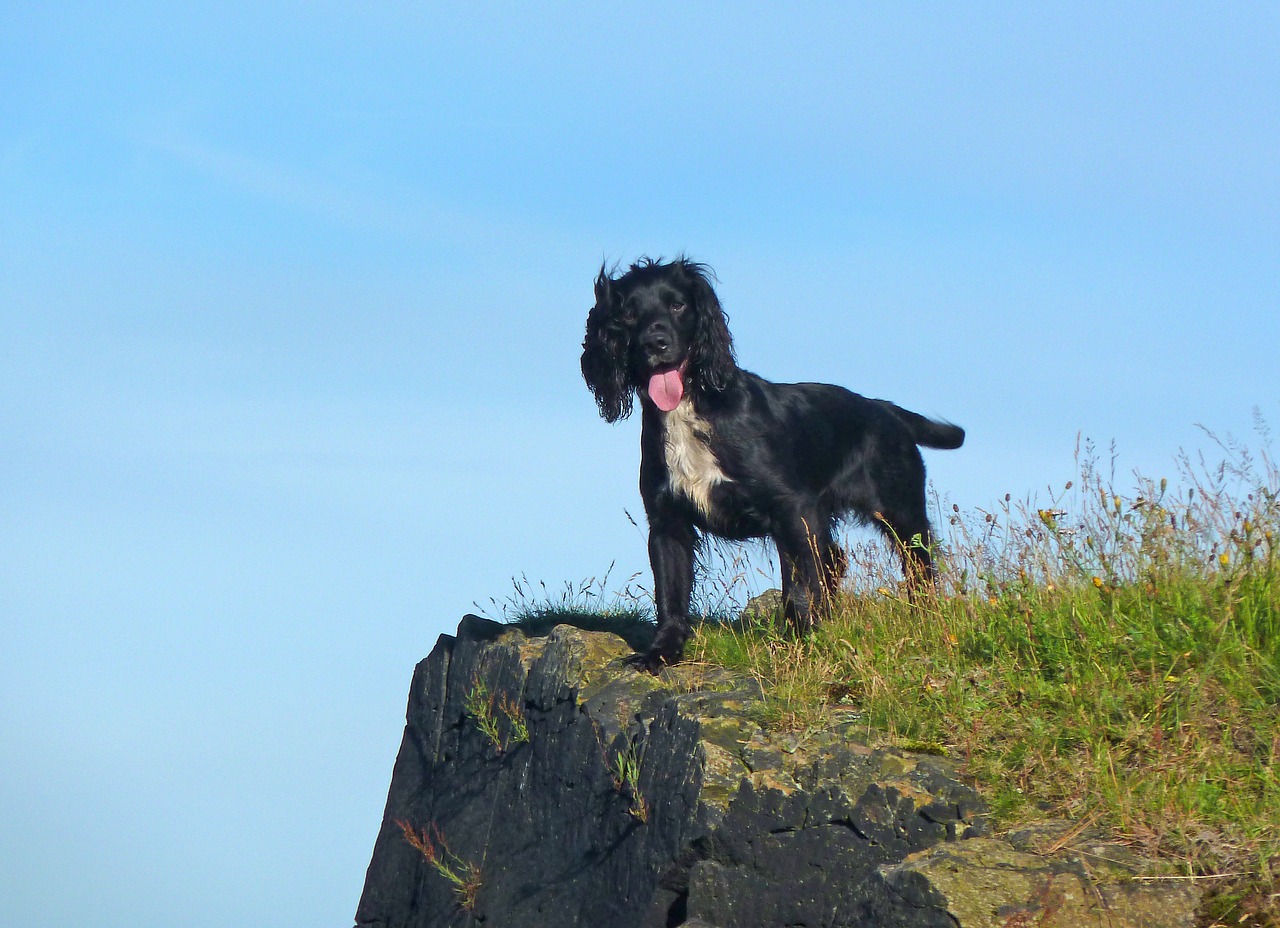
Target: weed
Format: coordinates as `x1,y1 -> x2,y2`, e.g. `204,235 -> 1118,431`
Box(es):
463,677 -> 528,754
588,718 -> 650,824
396,820 -> 483,912
463,678 -> 503,751
498,692 -> 529,745
610,743 -> 649,824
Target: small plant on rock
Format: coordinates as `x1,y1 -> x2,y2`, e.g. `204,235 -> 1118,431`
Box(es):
396,820 -> 483,912
463,677 -> 529,754
497,692 -> 529,745
611,743 -> 649,824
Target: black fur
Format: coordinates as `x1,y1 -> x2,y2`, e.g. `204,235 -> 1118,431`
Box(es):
581,257 -> 964,672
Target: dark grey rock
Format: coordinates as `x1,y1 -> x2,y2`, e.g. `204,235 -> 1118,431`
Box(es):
355,617 -> 1200,928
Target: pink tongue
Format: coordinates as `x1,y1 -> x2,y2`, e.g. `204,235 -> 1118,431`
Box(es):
648,368 -> 685,412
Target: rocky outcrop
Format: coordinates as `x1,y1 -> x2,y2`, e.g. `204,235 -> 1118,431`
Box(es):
355,616 -> 1201,928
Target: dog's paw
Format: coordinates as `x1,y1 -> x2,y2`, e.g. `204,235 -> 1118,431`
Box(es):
623,648 -> 676,675
624,633 -> 688,674
624,623 -> 689,674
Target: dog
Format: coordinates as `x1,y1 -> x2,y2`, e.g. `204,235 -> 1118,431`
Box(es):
581,257 -> 964,672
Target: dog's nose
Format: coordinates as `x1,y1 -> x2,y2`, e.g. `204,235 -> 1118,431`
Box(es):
642,321 -> 673,353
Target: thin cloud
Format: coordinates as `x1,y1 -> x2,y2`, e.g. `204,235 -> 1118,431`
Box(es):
148,130 -> 414,230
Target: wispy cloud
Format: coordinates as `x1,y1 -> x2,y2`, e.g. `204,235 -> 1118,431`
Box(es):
148,130 -> 417,232
142,130 -> 582,254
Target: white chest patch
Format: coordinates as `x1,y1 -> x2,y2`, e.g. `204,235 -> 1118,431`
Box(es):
662,400 -> 731,517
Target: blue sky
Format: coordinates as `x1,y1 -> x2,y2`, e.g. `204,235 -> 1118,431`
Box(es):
2,4 -> 1277,926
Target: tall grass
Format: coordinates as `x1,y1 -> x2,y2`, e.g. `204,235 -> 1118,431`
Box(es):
693,433 -> 1279,907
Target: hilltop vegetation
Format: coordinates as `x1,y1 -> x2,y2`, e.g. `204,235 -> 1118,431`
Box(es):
495,431 -> 1280,925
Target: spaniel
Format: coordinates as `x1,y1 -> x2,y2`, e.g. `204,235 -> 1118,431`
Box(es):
581,257 -> 963,672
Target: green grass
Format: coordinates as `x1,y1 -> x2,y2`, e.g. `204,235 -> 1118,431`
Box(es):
476,569 -> 658,651
692,434 -> 1280,921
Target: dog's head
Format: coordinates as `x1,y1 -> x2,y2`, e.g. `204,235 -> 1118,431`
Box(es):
580,257 -> 736,422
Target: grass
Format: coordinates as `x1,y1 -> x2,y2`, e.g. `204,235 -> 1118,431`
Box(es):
493,430 -> 1280,922
396,820 -> 484,912
692,433 -> 1280,922
476,569 -> 658,651
463,676 -> 530,754
610,742 -> 650,823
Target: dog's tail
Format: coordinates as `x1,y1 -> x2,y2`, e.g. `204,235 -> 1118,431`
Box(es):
879,401 -> 965,450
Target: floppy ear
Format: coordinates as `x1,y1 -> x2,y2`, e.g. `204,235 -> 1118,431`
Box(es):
682,261 -> 736,393
580,268 -> 634,422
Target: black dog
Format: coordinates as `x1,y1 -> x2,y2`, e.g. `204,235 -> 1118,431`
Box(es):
581,257 -> 964,672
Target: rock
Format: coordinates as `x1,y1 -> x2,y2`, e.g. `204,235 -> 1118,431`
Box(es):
879,830 -> 1202,927
354,616 -> 1202,928
739,589 -> 784,623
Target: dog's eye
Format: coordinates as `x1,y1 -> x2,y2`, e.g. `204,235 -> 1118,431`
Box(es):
670,301 -> 687,314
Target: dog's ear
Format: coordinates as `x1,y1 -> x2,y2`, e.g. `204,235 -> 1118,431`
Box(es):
593,266 -> 613,308
581,268 -> 634,422
682,261 -> 736,393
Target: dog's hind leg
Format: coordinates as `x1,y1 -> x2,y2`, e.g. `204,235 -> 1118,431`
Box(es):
822,541 -> 849,594
775,516 -> 840,636
874,507 -> 939,598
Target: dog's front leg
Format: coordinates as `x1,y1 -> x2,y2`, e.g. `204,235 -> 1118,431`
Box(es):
628,518 -> 697,673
